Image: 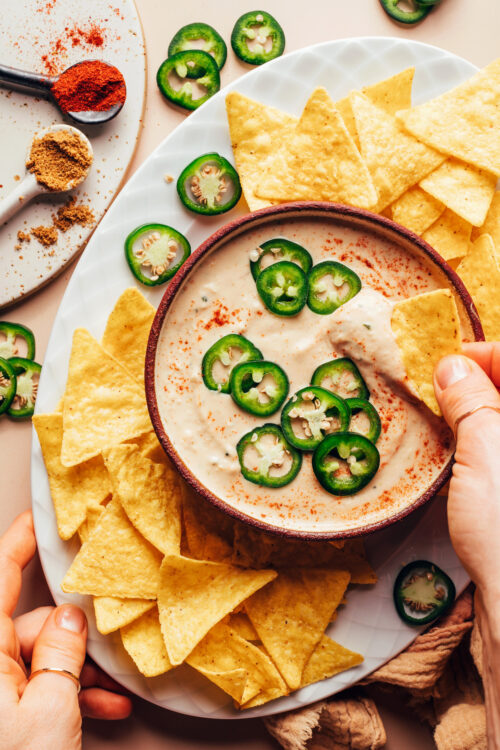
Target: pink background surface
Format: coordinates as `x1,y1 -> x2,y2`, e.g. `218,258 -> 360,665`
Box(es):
1,0 -> 498,746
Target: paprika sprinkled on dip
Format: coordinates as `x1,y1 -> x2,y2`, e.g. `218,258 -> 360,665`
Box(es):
154,215 -> 468,535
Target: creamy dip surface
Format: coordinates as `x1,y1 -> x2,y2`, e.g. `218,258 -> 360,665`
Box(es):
155,217 -> 457,533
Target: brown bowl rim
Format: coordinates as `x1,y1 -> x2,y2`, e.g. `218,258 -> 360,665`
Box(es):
145,201 -> 484,540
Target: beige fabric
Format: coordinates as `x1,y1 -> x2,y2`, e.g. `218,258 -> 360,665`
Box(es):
265,586 -> 486,750
265,696 -> 385,750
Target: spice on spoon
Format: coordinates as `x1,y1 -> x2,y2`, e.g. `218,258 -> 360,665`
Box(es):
51,60 -> 126,113
26,129 -> 92,191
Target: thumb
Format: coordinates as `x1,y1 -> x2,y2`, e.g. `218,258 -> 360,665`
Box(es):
24,604 -> 87,703
434,354 -> 500,440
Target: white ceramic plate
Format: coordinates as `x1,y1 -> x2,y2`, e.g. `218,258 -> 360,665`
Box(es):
32,37 -> 475,719
0,0 -> 145,309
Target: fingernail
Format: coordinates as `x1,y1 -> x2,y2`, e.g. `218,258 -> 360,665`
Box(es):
436,355 -> 472,390
55,605 -> 86,634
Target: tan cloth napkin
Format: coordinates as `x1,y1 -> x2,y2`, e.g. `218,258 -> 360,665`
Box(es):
265,587 -> 486,750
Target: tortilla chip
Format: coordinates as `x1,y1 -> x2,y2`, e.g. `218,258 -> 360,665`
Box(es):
33,413 -> 110,540
157,554 -> 277,665
245,568 -> 351,690
77,502 -> 105,543
121,606 -> 172,677
457,234 -> 500,341
336,67 -> 415,147
101,288 -> 156,384
62,498 -> 162,598
187,622 -> 285,705
182,484 -> 234,563
397,58 -> 500,176
104,444 -> 181,555
227,612 -> 260,641
391,289 -> 462,415
232,524 -> 375,583
181,482 -> 234,562
95,597 -> 155,635
225,91 -> 297,211
61,329 -> 151,467
301,635 -> 363,687
421,208 -> 472,262
256,88 -> 377,209
390,186 -> 444,235
364,66 -> 415,115
471,192 -> 500,255
75,501 -> 155,633
419,158 -> 497,227
350,91 -> 445,211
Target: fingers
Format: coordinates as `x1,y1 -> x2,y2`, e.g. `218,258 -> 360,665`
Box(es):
81,660 -> 132,694
462,342 -> 500,387
0,511 -> 36,616
23,604 -> 87,705
79,687 -> 132,720
434,354 -> 500,442
13,606 -> 53,664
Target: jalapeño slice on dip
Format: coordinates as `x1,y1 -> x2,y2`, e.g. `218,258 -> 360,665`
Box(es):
0,357 -> 17,415
281,386 -> 351,451
307,261 -> 361,315
125,223 -> 191,286
249,238 -> 313,280
311,358 -> 369,400
7,357 -> 41,419
156,50 -> 220,111
202,334 -> 263,393
168,23 -> 227,71
256,260 -> 308,316
346,398 -> 381,446
231,11 -> 285,65
229,360 -> 289,417
177,153 -> 242,216
237,424 -> 302,488
393,561 -> 455,625
0,322 -> 35,361
312,432 -> 380,496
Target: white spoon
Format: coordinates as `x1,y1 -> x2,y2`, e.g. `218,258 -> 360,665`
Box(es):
0,124 -> 93,226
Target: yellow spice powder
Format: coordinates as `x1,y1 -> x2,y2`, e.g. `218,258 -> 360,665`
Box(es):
26,130 -> 92,192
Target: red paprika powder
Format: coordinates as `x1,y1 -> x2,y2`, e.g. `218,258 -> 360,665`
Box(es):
52,60 -> 126,112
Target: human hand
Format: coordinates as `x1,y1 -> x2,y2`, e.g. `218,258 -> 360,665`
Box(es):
0,511 -> 132,750
434,343 -> 500,597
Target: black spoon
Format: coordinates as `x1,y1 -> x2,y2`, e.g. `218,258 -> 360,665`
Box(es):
0,59 -> 126,125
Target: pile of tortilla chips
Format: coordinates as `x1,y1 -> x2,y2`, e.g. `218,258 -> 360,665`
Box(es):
226,60 -> 500,356
34,287 -> 374,709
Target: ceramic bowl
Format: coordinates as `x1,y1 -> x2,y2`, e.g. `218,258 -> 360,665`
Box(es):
145,202 -> 483,539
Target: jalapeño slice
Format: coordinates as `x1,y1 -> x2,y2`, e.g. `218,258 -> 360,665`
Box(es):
0,322 -> 35,361
7,357 -> 41,420
237,424 -> 302,488
156,50 -> 220,111
231,11 -> 285,66
177,153 -> 242,216
312,432 -> 380,496
249,238 -> 313,280
281,386 -> 350,452
202,334 -> 262,393
0,357 -> 17,415
256,261 -> 308,317
393,560 -> 456,626
230,361 -> 289,417
307,261 -> 361,315
168,23 -> 227,71
346,398 -> 381,446
378,0 -> 432,23
311,358 -> 369,400
125,223 -> 191,286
